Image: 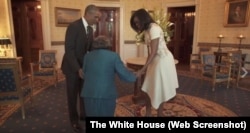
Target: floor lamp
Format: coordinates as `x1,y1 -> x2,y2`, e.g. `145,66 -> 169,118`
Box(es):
217,34 -> 224,52
237,34 -> 245,51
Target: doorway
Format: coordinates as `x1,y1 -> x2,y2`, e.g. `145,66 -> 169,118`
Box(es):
95,7 -> 120,52
11,0 -> 44,73
167,6 -> 195,68
10,1 -> 121,73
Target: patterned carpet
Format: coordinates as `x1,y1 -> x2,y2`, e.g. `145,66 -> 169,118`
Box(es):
0,69 -> 249,132
0,70 -> 65,126
115,94 -> 237,117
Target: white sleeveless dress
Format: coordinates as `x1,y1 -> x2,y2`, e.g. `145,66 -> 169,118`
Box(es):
141,23 -> 179,109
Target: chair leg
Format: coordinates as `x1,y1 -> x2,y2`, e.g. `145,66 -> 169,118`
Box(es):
29,89 -> 33,105
20,99 -> 25,119
31,80 -> 35,93
227,79 -> 230,89
54,71 -> 58,88
54,77 -> 57,88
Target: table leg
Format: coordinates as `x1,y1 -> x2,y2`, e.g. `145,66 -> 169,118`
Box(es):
132,74 -> 146,104
132,77 -> 142,103
132,74 -> 151,116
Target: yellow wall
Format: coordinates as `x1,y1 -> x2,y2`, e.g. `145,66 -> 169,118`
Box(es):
121,0 -> 164,40
48,0 -> 86,41
0,0 -> 15,57
0,0 -> 11,38
47,0 -> 165,41
199,0 -> 250,45
46,0 -> 250,46
1,0 -> 250,55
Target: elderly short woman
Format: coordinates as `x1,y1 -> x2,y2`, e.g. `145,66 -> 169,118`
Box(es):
80,35 -> 138,116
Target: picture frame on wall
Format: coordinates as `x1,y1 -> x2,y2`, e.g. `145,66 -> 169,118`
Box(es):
55,7 -> 81,27
224,0 -> 250,27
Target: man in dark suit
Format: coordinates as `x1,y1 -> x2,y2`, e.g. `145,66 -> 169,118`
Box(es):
61,4 -> 100,133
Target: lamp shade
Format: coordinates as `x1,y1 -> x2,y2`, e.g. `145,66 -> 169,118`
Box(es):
0,38 -> 11,45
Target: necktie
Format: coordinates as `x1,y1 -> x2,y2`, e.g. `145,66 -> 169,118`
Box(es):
87,26 -> 93,36
86,26 -> 93,51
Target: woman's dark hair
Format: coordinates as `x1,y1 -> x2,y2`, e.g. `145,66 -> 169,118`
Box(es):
92,35 -> 112,50
130,8 -> 155,34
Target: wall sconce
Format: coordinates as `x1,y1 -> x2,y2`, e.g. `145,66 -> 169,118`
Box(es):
0,38 -> 12,57
237,34 -> 245,51
217,34 -> 224,52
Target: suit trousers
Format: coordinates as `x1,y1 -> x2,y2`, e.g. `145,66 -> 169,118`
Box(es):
65,72 -> 85,124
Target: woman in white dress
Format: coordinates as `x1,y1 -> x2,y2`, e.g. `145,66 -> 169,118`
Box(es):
130,8 -> 179,112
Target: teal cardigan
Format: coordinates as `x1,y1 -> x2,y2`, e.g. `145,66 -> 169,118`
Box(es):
81,49 -> 136,99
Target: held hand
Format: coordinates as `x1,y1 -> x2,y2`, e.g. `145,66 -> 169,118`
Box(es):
78,69 -> 84,79
135,69 -> 144,78
135,72 -> 140,78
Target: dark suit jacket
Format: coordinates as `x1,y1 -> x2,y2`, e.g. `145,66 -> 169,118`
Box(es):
61,18 -> 92,75
81,49 -> 136,99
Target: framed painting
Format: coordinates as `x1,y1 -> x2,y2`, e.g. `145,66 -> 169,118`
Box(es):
55,7 -> 81,27
224,0 -> 250,27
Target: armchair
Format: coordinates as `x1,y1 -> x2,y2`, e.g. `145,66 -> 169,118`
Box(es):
230,52 -> 250,88
0,62 -> 33,119
190,47 -> 211,69
227,50 -> 243,87
200,52 -> 232,91
30,50 -> 58,88
0,57 -> 25,79
242,54 -> 250,78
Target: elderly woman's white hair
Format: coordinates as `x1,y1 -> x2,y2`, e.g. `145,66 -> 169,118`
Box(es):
92,35 -> 112,49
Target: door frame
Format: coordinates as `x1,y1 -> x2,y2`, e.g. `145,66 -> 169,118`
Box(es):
7,0 -> 196,64
7,0 -> 51,52
41,1 -> 124,60
93,2 -> 123,58
166,0 -> 199,54
96,7 -> 120,52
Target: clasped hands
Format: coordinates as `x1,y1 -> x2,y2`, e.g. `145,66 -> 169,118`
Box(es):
135,69 -> 145,78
